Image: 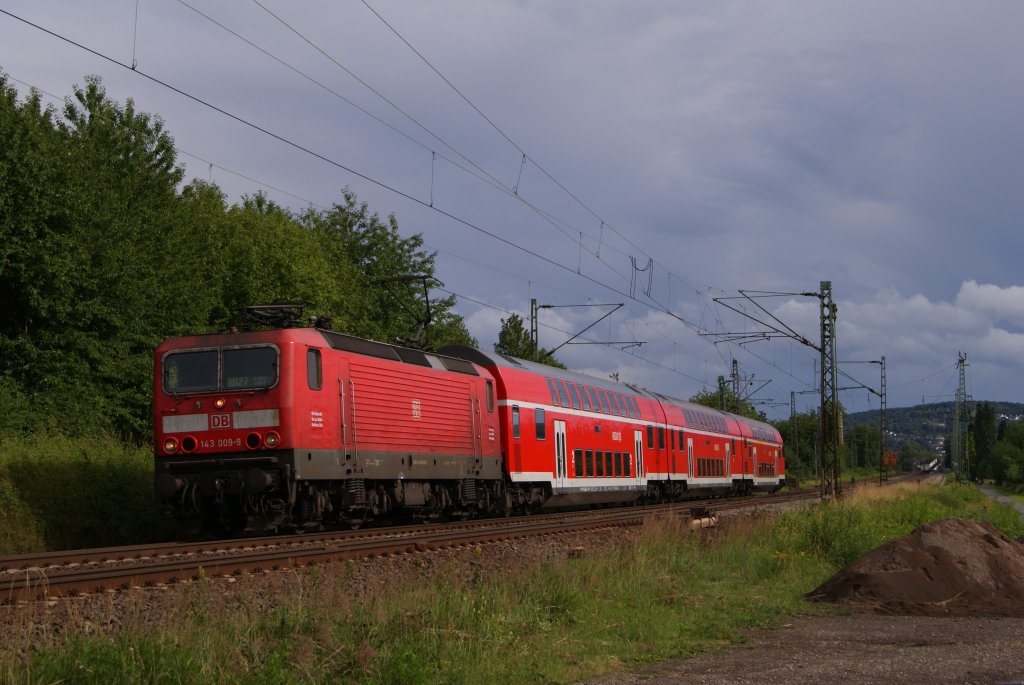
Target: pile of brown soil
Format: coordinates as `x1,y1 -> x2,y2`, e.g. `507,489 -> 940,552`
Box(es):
807,517 -> 1024,617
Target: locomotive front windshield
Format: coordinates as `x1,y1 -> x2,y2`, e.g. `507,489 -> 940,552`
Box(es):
163,346 -> 278,394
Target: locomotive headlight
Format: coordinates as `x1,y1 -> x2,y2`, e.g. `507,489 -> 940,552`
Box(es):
264,431 -> 281,448
163,437 -> 178,454
214,397 -> 227,409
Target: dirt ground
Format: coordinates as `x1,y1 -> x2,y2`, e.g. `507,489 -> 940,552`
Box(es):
581,614 -> 1024,685
585,512 -> 1024,685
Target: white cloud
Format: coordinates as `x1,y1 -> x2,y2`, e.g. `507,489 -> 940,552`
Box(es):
955,281 -> 1024,330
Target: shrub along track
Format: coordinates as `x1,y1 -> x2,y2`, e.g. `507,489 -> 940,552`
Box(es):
0,490 -> 823,604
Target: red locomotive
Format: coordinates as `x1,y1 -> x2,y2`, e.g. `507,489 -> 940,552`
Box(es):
154,314 -> 784,533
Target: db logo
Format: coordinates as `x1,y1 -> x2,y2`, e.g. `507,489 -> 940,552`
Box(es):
211,414 -> 231,429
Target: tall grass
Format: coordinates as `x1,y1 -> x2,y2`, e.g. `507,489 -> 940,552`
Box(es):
0,433 -> 160,553
8,481 -> 1015,683
3,481 -> 1022,684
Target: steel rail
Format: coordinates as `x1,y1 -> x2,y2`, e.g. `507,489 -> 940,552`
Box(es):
2,483 -> 909,604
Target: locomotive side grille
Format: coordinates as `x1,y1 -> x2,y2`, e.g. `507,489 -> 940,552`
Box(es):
350,362 -> 475,452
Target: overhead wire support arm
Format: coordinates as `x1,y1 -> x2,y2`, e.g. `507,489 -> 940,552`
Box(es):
703,291 -> 819,350
536,303 -> 632,358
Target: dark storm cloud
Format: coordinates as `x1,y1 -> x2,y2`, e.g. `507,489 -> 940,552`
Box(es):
2,0 -> 1022,414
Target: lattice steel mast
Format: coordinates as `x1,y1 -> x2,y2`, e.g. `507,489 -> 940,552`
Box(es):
953,352 -> 970,478
818,281 -> 841,499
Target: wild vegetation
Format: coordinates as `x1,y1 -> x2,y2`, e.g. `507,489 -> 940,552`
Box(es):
2,482 -> 1019,683
971,401 -> 1024,488
0,74 -> 475,441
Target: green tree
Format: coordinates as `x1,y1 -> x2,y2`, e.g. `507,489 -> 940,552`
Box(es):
0,74 -> 475,439
972,402 -> 998,481
845,423 -> 882,470
689,387 -> 761,420
0,75 -> 188,435
299,191 -> 473,348
774,411 -> 819,479
494,313 -> 564,367
897,440 -> 930,471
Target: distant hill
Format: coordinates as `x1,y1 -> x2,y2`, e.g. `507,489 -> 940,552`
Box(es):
845,401 -> 1024,451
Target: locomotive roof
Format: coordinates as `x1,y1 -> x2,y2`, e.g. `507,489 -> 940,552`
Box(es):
158,328 -> 484,378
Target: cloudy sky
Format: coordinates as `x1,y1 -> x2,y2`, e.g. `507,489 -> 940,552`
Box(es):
3,1 -> 1022,418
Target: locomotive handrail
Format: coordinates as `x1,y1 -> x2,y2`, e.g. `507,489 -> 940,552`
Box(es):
350,379 -> 359,461
338,376 -> 347,449
471,395 -> 479,459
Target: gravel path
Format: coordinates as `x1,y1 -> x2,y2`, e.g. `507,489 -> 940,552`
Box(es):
580,615 -> 1024,685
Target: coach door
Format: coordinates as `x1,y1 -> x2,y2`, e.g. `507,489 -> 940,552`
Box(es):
724,442 -> 731,480
634,430 -> 646,485
687,437 -> 694,480
553,420 -> 568,490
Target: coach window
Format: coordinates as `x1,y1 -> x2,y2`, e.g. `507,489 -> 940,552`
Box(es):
647,425 -> 654,448
307,348 -> 322,390
607,391 -> 620,416
619,394 -> 632,418
556,380 -> 570,408
623,452 -> 631,477
605,451 -> 613,477
585,449 -> 594,477
512,406 -> 520,439
486,380 -> 494,412
574,449 -> 583,477
630,396 -> 640,418
578,384 -> 592,411
595,389 -> 609,413
658,427 -> 665,450
586,386 -> 600,412
615,451 -> 623,476
545,377 -> 559,405
618,395 -> 630,418
596,451 -> 604,477
535,408 -> 546,440
567,382 -> 581,410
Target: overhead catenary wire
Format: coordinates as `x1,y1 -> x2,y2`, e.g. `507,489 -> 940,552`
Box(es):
180,0 -> 642,284
7,66 -> 726,387
436,287 -> 709,386
1,9 -> 838,412
0,35 -> 730,387
186,0 -> 739,358
260,0 -> 715,310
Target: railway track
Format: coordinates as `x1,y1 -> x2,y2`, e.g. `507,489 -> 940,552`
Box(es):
0,485 -> 884,604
